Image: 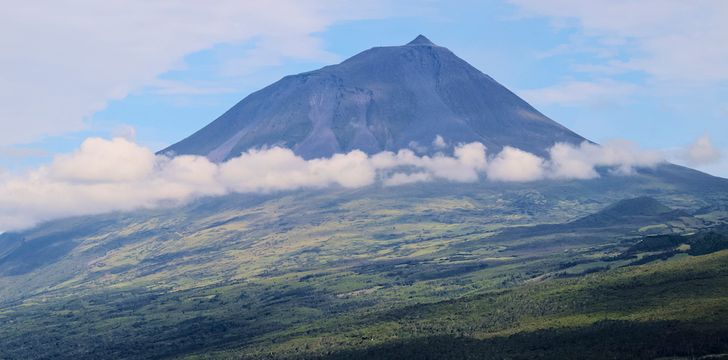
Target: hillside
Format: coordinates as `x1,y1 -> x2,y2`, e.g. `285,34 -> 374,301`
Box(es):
1,180 -> 728,358
571,196 -> 677,226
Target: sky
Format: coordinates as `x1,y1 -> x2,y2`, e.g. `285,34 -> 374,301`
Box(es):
1,0 -> 726,178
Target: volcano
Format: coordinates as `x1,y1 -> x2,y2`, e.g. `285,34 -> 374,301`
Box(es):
162,35 -> 586,161
3,35 -> 728,360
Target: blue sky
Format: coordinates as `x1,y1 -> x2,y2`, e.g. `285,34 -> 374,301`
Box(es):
1,0 -> 726,176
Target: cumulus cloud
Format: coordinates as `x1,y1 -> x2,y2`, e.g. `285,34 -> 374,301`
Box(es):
549,140 -> 664,178
484,140 -> 663,182
50,138 -> 156,183
487,146 -> 546,182
219,148 -> 376,192
0,138 -> 488,231
372,142 -> 489,183
0,136 -> 668,231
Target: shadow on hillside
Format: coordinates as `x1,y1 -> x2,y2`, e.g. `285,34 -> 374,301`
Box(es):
298,320 -> 728,360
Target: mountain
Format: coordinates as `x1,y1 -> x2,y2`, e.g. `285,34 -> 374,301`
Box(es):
2,36 -> 728,360
161,35 -> 585,161
2,186 -> 727,359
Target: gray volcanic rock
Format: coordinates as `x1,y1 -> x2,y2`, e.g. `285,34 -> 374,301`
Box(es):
161,35 -> 586,161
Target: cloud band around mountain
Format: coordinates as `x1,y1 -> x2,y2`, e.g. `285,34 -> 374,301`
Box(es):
0,136 -> 664,231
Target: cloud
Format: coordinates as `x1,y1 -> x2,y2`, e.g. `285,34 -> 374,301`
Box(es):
519,79 -> 638,107
483,140 -> 664,182
509,1 -> 728,84
218,148 -> 376,192
0,140 -> 225,231
432,135 -> 447,149
407,141 -> 427,154
0,146 -> 48,159
49,138 -> 156,182
549,140 -> 664,178
487,146 -> 546,182
0,0 -> 390,146
547,142 -> 599,179
111,125 -> 137,141
683,135 -> 722,166
0,138 -> 486,231
371,142 -> 488,183
0,136 -> 668,232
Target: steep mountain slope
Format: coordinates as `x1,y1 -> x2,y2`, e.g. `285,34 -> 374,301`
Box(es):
161,35 -> 585,160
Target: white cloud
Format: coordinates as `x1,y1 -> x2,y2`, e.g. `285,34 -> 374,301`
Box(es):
432,135 -> 447,149
111,124 -> 137,142
0,138 -> 487,231
549,140 -> 664,178
682,135 -> 722,166
487,146 -> 546,182
49,137 -> 156,182
509,0 -> 728,84
0,146 -> 48,160
407,141 -> 427,154
0,136 -> 670,232
519,79 -> 638,107
547,142 -> 599,179
477,140 -> 663,182
0,0 -> 389,145
219,148 -> 376,192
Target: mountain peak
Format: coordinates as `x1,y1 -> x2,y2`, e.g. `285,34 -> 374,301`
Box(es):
407,34 -> 435,46
162,36 -> 586,161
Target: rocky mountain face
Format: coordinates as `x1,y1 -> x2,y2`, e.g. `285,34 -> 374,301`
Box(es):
161,35 -> 586,161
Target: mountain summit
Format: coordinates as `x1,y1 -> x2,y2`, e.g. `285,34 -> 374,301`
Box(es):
162,35 -> 586,161
407,34 -> 435,45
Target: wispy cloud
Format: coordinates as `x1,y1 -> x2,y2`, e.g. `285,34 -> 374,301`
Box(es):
0,147 -> 48,160
519,79 -> 638,107
0,0 -> 390,146
509,0 -> 728,84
